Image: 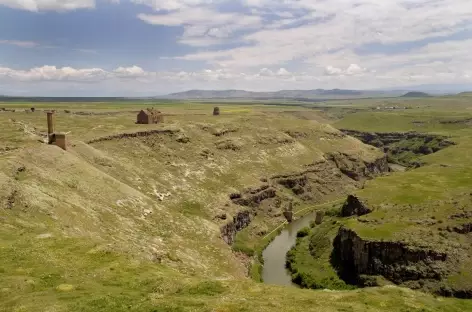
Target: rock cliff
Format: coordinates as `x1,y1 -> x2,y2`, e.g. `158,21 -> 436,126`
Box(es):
340,129 -> 455,167
326,152 -> 390,181
220,152 -> 389,245
341,195 -> 372,217
332,227 -> 448,285
220,210 -> 252,244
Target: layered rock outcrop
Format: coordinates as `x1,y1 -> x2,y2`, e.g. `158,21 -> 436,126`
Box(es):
451,223 -> 472,234
220,210 -> 252,244
340,129 -> 455,167
230,185 -> 276,207
340,130 -> 455,150
332,227 -> 448,284
341,195 -> 372,217
220,153 -> 389,245
326,152 -> 389,181
87,129 -> 180,144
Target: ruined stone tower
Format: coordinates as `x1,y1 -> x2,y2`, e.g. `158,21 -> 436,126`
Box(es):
46,111 -> 67,150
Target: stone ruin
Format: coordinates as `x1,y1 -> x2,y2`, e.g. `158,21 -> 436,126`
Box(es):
213,106 -> 220,116
137,108 -> 164,124
46,111 -> 67,150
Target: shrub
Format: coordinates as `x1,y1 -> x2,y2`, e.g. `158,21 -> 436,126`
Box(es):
297,227 -> 310,238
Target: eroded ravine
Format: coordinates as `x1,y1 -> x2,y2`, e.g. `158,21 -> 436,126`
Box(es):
259,130 -> 457,290
340,129 -> 455,168
220,151 -> 390,287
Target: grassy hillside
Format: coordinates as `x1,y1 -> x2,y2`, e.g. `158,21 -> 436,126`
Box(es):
333,99 -> 472,292
1,101 -> 472,311
280,97 -> 472,298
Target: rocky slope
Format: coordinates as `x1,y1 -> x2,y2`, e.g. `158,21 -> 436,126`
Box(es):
289,189 -> 472,298
329,195 -> 472,297
332,227 -> 448,287
340,129 -> 455,167
221,152 -> 390,248
341,195 -> 372,217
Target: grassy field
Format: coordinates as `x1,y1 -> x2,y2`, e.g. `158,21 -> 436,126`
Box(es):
280,95 -> 472,296
1,99 -> 472,311
333,98 -> 472,242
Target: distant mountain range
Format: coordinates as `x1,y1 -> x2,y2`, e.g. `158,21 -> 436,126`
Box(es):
3,85 -> 471,100
156,89 -> 411,100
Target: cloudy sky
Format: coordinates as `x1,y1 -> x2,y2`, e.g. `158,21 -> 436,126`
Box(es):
1,0 -> 472,96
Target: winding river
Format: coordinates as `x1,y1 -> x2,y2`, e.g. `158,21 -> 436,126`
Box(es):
262,211 -> 317,286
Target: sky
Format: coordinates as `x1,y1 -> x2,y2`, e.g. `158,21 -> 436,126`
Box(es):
0,0 -> 472,96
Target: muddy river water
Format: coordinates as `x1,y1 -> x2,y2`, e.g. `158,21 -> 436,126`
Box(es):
262,211 -> 317,286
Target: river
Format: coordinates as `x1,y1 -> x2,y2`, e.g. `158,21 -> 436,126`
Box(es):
262,211 -> 317,286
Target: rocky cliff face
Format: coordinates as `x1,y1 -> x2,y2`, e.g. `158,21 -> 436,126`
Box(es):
451,223 -> 472,234
340,130 -> 454,149
326,152 -> 389,181
220,153 -> 390,245
332,227 -> 448,285
230,185 -> 277,207
341,195 -> 372,217
220,210 -> 252,244
340,129 -> 455,167
87,129 -> 180,144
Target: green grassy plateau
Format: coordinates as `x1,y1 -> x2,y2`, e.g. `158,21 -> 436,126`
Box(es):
286,95 -> 472,297
1,99 -> 472,311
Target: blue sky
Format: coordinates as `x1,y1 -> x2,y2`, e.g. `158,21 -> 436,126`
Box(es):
0,0 -> 471,96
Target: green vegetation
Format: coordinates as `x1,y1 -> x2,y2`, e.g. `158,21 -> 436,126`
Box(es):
296,227 -> 310,238
324,97 -> 472,295
286,219 -> 354,290
1,97 -> 472,310
385,136 -> 447,167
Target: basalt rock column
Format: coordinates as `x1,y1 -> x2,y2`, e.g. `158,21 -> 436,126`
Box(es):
315,211 -> 324,225
283,202 -> 294,223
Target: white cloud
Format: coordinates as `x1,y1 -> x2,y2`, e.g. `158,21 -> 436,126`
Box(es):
0,0 -> 95,11
131,0 -> 218,11
276,68 -> 290,76
0,40 -> 39,48
2,0 -> 472,93
0,39 -> 98,54
138,7 -> 261,46
325,64 -> 367,76
114,65 -> 146,78
0,65 -> 295,85
258,68 -> 273,77
161,0 -> 472,76
324,66 -> 342,76
1,63 -> 472,96
0,66 -> 109,82
2,62 -> 470,90
138,8 -> 238,27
